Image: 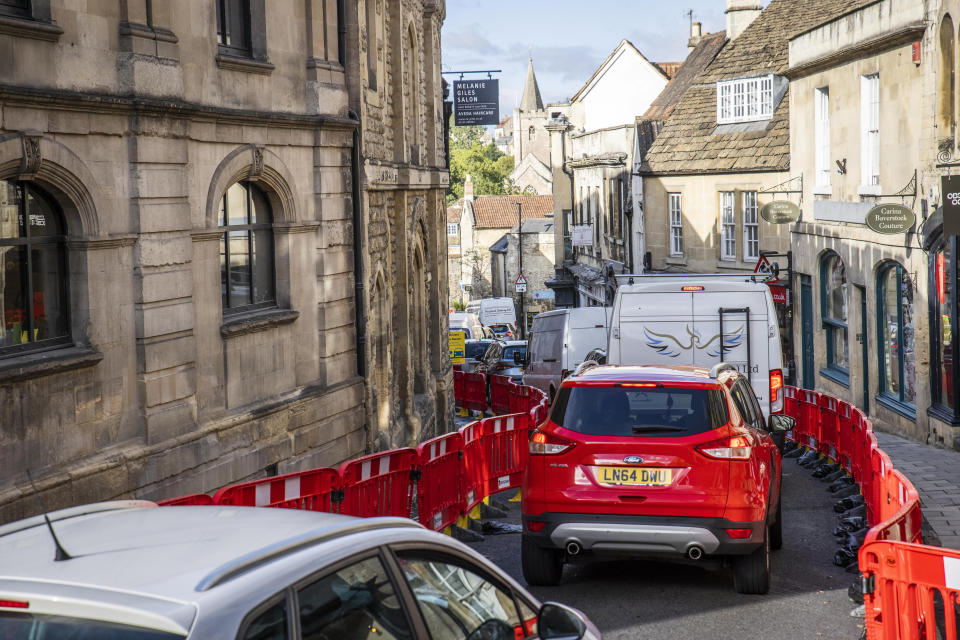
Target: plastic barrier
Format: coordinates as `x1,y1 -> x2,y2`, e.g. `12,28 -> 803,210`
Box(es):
212,468 -> 342,512
818,394 -> 839,460
453,370 -> 466,407
156,493 -> 214,506
459,420 -> 486,513
489,375 -> 514,415
480,414 -> 530,497
339,448 -> 418,519
859,541 -> 960,640
460,372 -> 488,413
416,432 -> 464,531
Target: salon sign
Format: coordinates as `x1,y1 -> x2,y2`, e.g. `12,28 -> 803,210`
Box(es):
864,204 -> 916,234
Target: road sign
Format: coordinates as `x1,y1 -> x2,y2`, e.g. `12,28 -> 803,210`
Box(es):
448,330 -> 465,365
572,225 -> 593,247
515,273 -> 527,293
753,255 -> 780,284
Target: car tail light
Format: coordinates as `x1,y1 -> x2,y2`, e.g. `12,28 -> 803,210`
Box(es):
527,520 -> 547,532
0,600 -> 29,609
769,369 -> 784,404
529,430 -> 574,455
725,528 -> 753,539
698,435 -> 752,460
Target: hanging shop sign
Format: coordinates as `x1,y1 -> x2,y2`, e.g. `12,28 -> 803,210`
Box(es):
943,175 -> 960,237
571,224 -> 593,247
760,200 -> 801,225
864,203 -> 916,234
769,285 -> 788,305
453,79 -> 500,126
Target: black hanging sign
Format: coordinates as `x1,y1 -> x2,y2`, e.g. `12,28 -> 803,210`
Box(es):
943,175 -> 960,237
453,79 -> 500,126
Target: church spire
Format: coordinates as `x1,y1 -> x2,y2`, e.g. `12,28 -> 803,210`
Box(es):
520,56 -> 544,112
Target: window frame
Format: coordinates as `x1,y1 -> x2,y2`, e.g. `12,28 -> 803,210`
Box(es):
216,0 -> 252,57
717,74 -> 776,124
446,222 -> 459,236
820,252 -> 850,385
876,262 -> 916,417
742,191 -> 759,261
0,0 -> 31,18
720,191 -> 736,261
219,181 -> 277,316
668,192 -> 683,257
0,180 -> 72,359
815,86 -> 831,188
860,73 -> 880,189
214,0 -> 269,64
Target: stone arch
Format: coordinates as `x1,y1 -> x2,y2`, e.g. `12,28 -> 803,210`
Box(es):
409,213 -> 429,394
0,132 -> 104,238
369,268 -> 394,446
204,144 -> 300,228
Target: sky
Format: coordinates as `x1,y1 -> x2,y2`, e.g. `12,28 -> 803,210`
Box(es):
441,0 -> 770,120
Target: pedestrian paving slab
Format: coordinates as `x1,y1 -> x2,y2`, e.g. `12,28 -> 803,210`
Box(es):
874,432 -> 960,550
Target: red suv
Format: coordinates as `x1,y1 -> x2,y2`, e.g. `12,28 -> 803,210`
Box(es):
521,363 -> 793,594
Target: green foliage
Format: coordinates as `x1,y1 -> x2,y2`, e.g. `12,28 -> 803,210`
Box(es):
447,121 -> 517,204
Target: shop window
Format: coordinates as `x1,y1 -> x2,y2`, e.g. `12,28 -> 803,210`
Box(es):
931,241 -> 958,420
0,180 -> 71,357
820,252 -> 849,384
877,263 -> 916,416
219,182 -> 275,314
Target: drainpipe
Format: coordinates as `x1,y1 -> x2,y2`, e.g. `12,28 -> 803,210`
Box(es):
348,108 -> 366,377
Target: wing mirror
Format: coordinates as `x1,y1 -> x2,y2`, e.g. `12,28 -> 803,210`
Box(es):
768,414 -> 795,434
538,602 -> 590,640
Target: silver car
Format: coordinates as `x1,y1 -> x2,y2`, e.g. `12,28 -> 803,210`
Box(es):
0,501 -> 600,640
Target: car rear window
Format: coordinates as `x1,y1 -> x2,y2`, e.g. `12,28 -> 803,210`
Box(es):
465,342 -> 489,359
549,385 -> 728,437
0,612 -> 184,639
502,345 -> 526,362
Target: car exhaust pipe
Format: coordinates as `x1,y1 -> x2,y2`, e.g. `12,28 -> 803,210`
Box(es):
687,545 -> 704,560
565,541 -> 581,556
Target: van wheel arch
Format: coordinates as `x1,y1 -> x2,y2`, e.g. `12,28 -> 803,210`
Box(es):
548,385 -> 556,403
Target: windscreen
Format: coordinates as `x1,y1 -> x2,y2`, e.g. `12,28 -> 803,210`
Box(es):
465,342 -> 489,360
549,385 -> 728,437
502,345 -> 526,362
0,612 -> 185,640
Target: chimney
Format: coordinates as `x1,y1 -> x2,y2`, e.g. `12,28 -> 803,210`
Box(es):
464,174 -> 474,201
726,0 -> 762,42
688,21 -> 703,53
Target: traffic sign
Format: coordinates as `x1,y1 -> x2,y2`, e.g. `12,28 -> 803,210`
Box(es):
753,255 -> 780,284
515,273 -> 527,293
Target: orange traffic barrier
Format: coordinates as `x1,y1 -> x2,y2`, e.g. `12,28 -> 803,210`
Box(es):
416,432 -> 464,531
156,493 -> 214,506
338,448 -> 418,519
212,468 -> 341,512
480,413 -> 530,497
459,420 -> 486,513
489,374 -> 514,415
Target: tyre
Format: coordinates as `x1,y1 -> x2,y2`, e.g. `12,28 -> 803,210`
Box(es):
770,494 -> 783,551
732,528 -> 770,594
521,535 -> 563,586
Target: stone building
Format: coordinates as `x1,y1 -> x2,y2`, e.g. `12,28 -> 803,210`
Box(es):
786,0 -> 942,444
489,217 -> 557,327
345,0 -> 451,450
0,0 -> 448,522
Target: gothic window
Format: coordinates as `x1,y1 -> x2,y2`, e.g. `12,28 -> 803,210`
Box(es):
877,262 -> 915,414
939,16 -> 956,134
0,180 -> 70,357
218,182 -> 275,313
406,24 -> 420,161
820,252 -> 849,383
365,0 -> 377,89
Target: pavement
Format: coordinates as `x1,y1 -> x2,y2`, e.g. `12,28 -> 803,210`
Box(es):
874,431 -> 960,550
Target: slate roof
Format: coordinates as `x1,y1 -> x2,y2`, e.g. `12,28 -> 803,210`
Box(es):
472,194 -> 554,229
645,31 -> 727,121
642,0 -> 874,176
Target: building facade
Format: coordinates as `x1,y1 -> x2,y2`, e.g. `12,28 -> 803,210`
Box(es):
489,217 -> 557,326
0,0 -> 448,522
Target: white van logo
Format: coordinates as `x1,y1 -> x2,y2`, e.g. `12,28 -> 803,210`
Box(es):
643,325 -> 744,358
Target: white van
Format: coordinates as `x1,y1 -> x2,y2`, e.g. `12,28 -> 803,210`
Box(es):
449,312 -> 486,340
607,275 -> 784,418
523,307 -> 612,401
466,297 -> 518,329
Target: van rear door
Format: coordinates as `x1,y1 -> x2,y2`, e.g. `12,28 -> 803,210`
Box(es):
614,292 -> 695,365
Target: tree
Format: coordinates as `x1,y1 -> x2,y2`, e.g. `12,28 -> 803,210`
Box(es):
447,121 -> 516,204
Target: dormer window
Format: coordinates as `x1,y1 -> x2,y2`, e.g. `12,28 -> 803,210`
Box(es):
717,74 -> 775,124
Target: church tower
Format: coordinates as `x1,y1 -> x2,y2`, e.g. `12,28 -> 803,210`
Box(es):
520,56 -> 544,112
511,57 -> 552,195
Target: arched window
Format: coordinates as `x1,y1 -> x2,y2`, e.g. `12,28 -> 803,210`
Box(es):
931,242 -> 956,414
219,182 -> 275,313
877,263 -> 915,409
939,15 -> 955,133
820,252 -> 848,378
528,126 -> 535,140
0,180 -> 70,356
365,0 -> 377,90
406,24 -> 419,159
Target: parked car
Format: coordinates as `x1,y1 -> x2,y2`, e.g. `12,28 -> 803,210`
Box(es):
450,311 -> 487,340
521,363 -> 791,594
0,501 -> 600,640
475,340 -> 527,384
462,338 -> 497,373
488,323 -> 517,339
523,307 -> 612,402
607,274 -> 784,418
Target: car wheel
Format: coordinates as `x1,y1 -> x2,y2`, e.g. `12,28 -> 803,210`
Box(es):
521,535 -> 563,586
770,493 -> 783,551
732,528 -> 770,595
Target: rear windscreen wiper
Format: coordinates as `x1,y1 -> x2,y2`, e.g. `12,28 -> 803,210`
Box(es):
631,425 -> 686,433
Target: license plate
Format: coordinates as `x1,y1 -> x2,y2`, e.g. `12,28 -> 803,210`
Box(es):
598,466 -> 673,486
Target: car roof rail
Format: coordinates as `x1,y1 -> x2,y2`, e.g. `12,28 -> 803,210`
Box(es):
709,362 -> 738,379
195,517 -> 420,592
572,360 -> 600,377
0,501 -> 156,539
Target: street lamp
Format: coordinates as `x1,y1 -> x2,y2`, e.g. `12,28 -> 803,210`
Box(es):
514,201 -> 525,340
